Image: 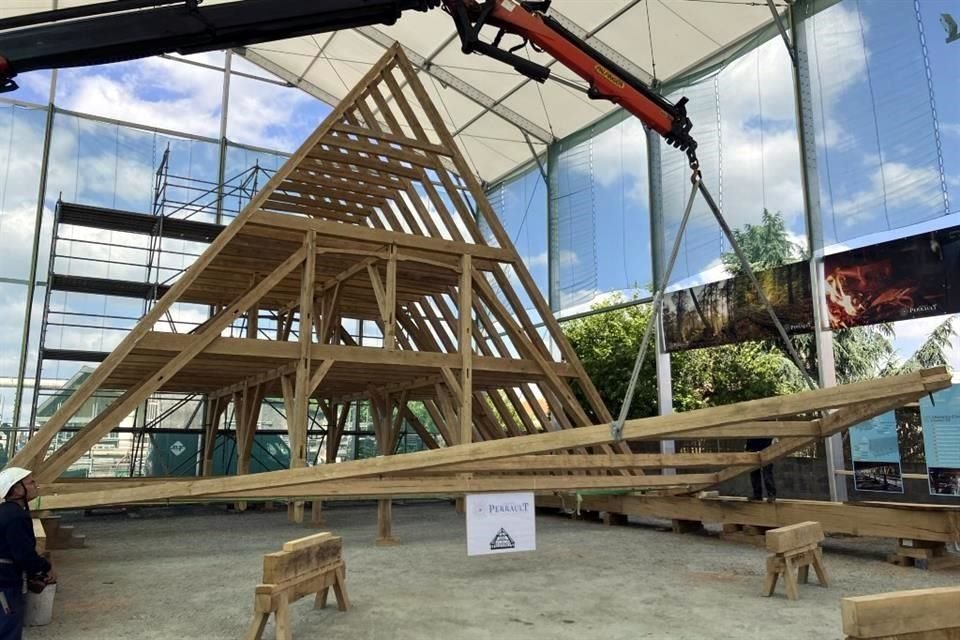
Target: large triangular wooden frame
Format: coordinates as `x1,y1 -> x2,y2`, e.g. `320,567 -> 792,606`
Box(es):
17,47 -> 951,520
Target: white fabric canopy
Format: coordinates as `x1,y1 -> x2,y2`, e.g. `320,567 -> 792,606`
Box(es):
3,0 -> 784,184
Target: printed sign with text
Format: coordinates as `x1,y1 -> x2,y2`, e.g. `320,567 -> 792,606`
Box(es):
465,492 -> 536,557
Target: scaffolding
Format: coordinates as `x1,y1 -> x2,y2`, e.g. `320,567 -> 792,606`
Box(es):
28,148 -> 432,477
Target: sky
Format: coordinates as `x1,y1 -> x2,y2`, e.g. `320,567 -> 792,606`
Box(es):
0,0 -> 958,426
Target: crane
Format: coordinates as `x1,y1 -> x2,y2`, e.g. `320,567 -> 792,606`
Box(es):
0,0 -> 697,168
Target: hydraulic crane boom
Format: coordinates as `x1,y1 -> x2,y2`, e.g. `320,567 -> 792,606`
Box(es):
0,0 -> 697,167
443,0 -> 697,163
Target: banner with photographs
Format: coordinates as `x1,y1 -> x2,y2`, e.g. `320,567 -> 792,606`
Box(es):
662,261 -> 813,352
662,224 -> 960,352
919,385 -> 960,497
823,227 -> 960,329
850,412 -> 904,494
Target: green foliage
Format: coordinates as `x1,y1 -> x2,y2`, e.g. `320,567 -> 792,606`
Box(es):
564,297 -> 657,420
563,294 -> 795,418
720,209 -> 804,273
892,316 -> 958,373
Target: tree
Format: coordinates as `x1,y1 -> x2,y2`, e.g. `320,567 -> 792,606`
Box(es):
721,209 -> 803,273
563,294 -> 794,421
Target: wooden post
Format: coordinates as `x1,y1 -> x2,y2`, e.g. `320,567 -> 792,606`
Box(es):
458,255 -> 472,446
384,245 -> 397,350
289,232 -> 316,524
201,397 -> 226,477
371,393 -> 399,546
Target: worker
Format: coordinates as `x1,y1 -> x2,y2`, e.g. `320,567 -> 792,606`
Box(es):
0,467 -> 54,639
745,439 -> 776,502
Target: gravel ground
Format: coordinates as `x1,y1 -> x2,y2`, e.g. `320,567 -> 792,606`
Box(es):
28,502 -> 960,640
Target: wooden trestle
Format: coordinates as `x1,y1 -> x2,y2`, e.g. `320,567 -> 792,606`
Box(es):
15,47 -> 952,524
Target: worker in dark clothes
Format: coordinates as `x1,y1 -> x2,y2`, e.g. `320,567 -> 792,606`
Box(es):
0,467 -> 55,640
745,439 -> 776,502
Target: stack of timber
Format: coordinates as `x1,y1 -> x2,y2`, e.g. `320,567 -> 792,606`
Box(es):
888,538 -> 960,571
540,495 -> 960,550
841,587 -> 960,639
38,515 -> 86,550
14,46 -> 953,517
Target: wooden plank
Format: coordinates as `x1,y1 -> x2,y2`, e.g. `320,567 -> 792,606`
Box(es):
282,532 -> 335,553
245,211 -> 513,263
262,536 -> 342,584
566,495 -> 960,543
385,247 -> 397,350
459,254 -> 473,447
179,473 -> 722,500
842,588 -> 960,638
765,521 -> 824,553
131,333 -> 579,377
33,519 -> 46,555
33,370 -> 950,506
423,452 -> 760,472
36,246 -> 308,482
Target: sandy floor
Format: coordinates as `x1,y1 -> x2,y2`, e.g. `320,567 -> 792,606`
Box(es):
28,502 -> 960,640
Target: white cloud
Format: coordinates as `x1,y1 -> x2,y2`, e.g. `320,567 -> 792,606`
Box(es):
941,123 -> 960,138
56,55 -> 319,151
589,118 -> 649,204
521,249 -> 578,269
833,160 -> 941,228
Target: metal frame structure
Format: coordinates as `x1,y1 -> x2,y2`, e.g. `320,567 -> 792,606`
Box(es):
0,0 -> 946,510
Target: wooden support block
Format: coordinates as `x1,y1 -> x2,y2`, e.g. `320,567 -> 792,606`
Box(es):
244,612 -> 269,640
603,512 -> 629,527
895,545 -> 944,561
841,587 -> 960,639
574,510 -> 602,523
722,523 -> 743,534
288,500 -> 305,524
275,593 -> 292,640
743,525 -> 772,537
763,541 -> 827,600
33,519 -> 47,554
765,521 -> 824,554
309,500 -> 326,527
671,519 -> 703,534
263,536 -> 342,584
376,499 -> 399,546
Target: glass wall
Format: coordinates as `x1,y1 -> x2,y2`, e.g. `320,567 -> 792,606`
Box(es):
659,34 -> 805,288
1,0 -> 958,472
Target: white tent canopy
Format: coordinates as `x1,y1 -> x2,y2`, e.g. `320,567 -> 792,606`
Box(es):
2,0 -> 786,184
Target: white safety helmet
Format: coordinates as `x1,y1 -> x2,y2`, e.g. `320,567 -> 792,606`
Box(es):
0,467 -> 32,501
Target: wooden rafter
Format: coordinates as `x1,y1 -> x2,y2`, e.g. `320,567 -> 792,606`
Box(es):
24,46 -> 953,520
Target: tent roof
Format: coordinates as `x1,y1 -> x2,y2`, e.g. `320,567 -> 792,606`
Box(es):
3,0 -> 785,184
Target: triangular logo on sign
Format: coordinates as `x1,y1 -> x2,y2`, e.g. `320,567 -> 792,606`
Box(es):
489,527 -> 516,550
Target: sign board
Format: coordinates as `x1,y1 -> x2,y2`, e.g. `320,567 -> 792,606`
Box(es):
662,223 -> 960,352
920,385 -> 960,496
465,492 -> 535,557
850,411 -> 904,493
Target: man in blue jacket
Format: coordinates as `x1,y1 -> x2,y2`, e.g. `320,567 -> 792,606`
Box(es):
0,467 -> 55,639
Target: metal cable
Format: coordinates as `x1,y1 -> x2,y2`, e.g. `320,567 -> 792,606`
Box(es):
697,180 -> 818,390
611,174 -> 700,441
